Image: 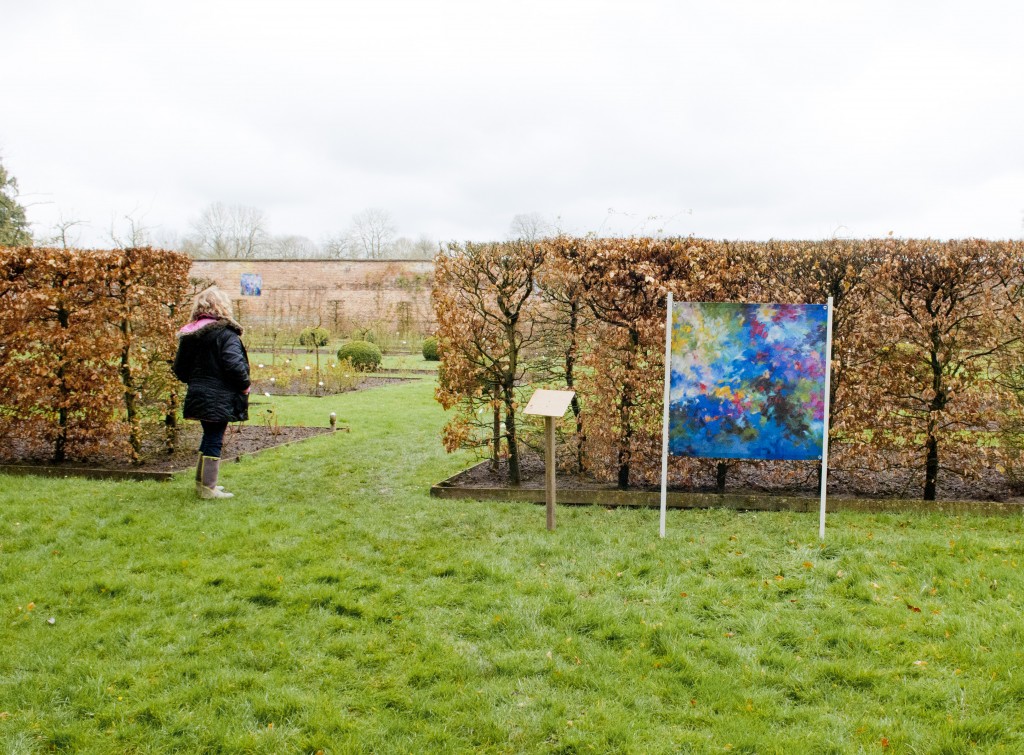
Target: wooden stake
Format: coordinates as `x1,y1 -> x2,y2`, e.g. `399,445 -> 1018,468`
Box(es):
545,416 -> 556,531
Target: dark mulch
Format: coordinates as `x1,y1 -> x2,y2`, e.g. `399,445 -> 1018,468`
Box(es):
140,424 -> 334,473
0,424 -> 334,477
448,451 -> 1023,503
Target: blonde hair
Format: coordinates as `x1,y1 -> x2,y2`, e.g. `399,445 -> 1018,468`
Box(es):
190,285 -> 235,322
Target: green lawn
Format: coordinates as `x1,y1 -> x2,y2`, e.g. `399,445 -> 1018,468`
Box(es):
1,379 -> 1023,753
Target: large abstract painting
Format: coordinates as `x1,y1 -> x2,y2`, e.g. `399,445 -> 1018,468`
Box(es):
668,302 -> 828,460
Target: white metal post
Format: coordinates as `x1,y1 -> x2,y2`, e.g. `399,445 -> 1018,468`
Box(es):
819,296 -> 834,540
660,291 -> 673,538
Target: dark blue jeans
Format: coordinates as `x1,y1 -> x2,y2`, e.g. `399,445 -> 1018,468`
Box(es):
199,420 -> 228,457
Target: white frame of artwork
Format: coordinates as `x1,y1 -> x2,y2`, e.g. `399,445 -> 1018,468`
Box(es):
659,295 -> 834,539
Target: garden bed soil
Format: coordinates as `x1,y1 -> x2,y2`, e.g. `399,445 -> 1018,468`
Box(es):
0,425 -> 334,482
432,454 -> 1024,516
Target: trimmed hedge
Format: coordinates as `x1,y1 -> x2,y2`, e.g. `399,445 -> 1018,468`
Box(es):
298,326 -> 330,349
434,236 -> 1024,499
337,340 -> 382,372
422,336 -> 439,361
0,246 -> 192,463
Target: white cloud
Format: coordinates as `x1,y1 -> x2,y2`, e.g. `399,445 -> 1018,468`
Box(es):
3,0 -> 1022,247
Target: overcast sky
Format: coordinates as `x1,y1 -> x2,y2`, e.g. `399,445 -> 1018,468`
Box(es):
3,0 -> 1023,248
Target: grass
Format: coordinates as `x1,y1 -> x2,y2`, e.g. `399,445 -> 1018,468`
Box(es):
1,377 -> 1023,753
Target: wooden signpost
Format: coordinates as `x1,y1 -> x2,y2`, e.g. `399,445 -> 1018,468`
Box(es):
523,389 -> 576,531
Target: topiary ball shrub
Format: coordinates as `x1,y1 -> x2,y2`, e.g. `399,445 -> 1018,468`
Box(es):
422,336 -> 440,361
298,326 -> 330,350
336,340 -> 382,372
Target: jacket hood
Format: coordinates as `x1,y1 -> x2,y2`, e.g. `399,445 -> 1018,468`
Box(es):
178,316 -> 244,338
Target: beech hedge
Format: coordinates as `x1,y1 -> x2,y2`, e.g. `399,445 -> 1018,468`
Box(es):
434,237 -> 1024,500
0,247 -> 192,464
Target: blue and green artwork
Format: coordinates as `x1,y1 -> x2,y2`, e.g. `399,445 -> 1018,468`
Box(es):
240,273 -> 262,297
669,302 -> 828,460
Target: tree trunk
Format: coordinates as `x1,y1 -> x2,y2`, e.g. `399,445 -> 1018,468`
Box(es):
314,346 -> 321,395
924,417 -> 939,501
505,394 -> 521,486
924,341 -> 943,501
164,389 -> 179,455
54,403 -> 67,463
716,462 -> 729,493
119,320 -> 141,463
617,381 -> 633,489
616,331 -> 641,490
491,384 -> 501,472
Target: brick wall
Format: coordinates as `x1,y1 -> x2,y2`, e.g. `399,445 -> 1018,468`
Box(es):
189,259 -> 435,339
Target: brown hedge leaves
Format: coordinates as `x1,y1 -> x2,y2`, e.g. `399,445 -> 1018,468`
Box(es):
433,237 -> 1024,499
0,247 -> 191,464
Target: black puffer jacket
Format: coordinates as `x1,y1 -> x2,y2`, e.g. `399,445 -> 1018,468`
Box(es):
172,319 -> 250,423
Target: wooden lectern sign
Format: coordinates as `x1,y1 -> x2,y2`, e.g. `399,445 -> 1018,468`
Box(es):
523,389 -> 576,531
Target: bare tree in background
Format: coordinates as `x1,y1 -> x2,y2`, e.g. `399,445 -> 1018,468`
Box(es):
109,207 -> 155,249
270,234 -> 319,259
186,202 -> 269,258
390,235 -> 438,260
413,234 -> 439,259
43,212 -> 88,249
321,232 -> 352,259
508,212 -> 553,242
349,208 -> 396,259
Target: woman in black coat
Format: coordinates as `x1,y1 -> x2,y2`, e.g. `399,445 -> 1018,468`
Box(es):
172,285 -> 250,499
